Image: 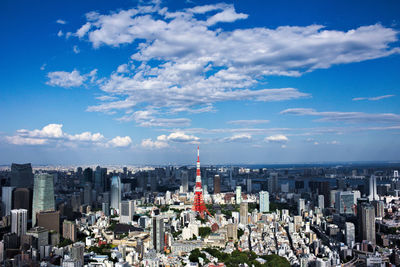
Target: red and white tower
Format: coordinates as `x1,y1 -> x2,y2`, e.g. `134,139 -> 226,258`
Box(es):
192,146 -> 211,218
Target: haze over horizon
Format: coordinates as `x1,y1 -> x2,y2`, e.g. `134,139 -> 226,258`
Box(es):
1,0 -> 400,165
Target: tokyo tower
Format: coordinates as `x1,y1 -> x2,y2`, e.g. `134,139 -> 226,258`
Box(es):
192,146 -> 211,218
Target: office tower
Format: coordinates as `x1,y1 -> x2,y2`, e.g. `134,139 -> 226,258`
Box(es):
37,210 -> 60,233
345,222 -> 355,248
268,172 -> 279,193
259,191 -> 269,213
26,226 -> 49,249
371,200 -> 384,218
335,191 -> 355,214
11,209 -> 27,237
236,186 -> 242,204
83,182 -> 92,205
71,243 -> 85,265
298,198 -> 305,215
394,170 -> 399,178
369,175 -> 378,201
102,202 -> 110,216
330,190 -> 338,208
2,186 -> 14,216
213,175 -> 221,194
181,171 -> 189,193
10,163 -> 33,188
63,220 -> 77,242
227,223 -> 238,241
318,195 -> 324,210
152,216 -> 164,252
12,188 -> 32,218
83,167 -> 93,183
246,178 -> 252,193
94,166 -> 107,193
71,193 -> 81,212
119,200 -> 135,224
149,172 -> 158,192
192,147 -> 210,217
360,203 -> 376,245
239,202 -> 248,225
111,176 -> 121,212
32,173 -> 55,226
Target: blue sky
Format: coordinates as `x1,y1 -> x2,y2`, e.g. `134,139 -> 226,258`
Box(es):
1,0 -> 400,165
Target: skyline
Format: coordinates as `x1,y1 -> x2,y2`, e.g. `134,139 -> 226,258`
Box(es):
1,0 -> 400,165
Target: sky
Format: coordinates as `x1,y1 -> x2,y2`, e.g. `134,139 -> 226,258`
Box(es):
1,0 -> 400,165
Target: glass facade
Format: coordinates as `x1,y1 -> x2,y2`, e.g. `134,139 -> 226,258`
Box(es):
32,173 -> 55,226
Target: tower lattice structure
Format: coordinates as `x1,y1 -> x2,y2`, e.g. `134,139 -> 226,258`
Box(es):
192,146 -> 211,218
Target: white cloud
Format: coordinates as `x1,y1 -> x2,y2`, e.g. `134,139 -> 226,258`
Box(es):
46,70 -> 86,88
56,19 -> 67,24
352,94 -> 395,101
40,64 -> 46,71
63,3 -> 400,128
222,134 -> 252,142
5,136 -> 47,145
326,140 -> 340,145
57,30 -> 63,37
141,138 -> 168,149
73,45 -> 80,54
108,136 -> 132,147
227,120 -> 270,126
68,132 -> 104,142
265,134 -> 289,143
165,132 -> 199,143
17,123 -> 64,138
281,108 -> 400,123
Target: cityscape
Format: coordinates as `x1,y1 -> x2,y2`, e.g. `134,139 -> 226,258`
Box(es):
1,0 -> 400,266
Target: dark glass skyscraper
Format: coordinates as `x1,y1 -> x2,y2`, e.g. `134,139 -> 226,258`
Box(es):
10,163 -> 33,188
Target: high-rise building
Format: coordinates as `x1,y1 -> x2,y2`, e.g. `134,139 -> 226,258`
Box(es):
239,202 -> 248,225
83,168 -> 93,184
11,209 -> 27,237
37,210 -> 60,233
227,223 -> 238,241
213,175 -> 221,194
345,222 -> 355,248
360,203 -> 376,245
119,200 -> 135,224
102,202 -> 110,216
71,242 -> 85,265
236,186 -> 242,204
10,163 -> 33,188
246,178 -> 252,193
181,171 -> 189,193
12,188 -> 32,218
71,193 -> 81,212
151,216 -> 164,252
335,191 -> 355,214
63,220 -> 77,242
268,172 -> 279,193
111,176 -> 121,212
83,182 -> 92,205
32,173 -> 55,226
94,166 -> 107,193
369,175 -> 378,201
259,191 -> 269,213
371,200 -> 384,218
2,186 -> 14,216
394,170 -> 399,178
318,195 -> 324,210
298,198 -> 305,215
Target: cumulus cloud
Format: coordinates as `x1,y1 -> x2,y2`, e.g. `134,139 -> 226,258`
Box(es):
57,30 -> 63,37
4,124 -> 132,149
221,134 -> 252,142
141,131 -> 199,149
141,138 -> 168,149
108,136 -> 132,147
352,94 -> 395,101
46,69 -> 97,88
62,3 -> 400,127
265,134 -> 289,143
281,108 -> 400,123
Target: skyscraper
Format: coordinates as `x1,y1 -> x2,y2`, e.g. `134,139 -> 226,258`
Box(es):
181,170 -> 189,193
345,222 -> 355,248
10,163 -> 33,188
152,216 -> 164,252
213,175 -> 221,194
236,186 -> 242,205
12,188 -> 32,218
11,209 -> 27,237
369,175 -> 378,201
360,203 -> 376,245
1,186 -> 14,216
37,210 -> 60,233
318,195 -> 324,210
335,191 -> 355,214
63,220 -> 77,242
239,202 -> 248,225
94,166 -> 107,193
111,176 -> 121,212
268,172 -> 279,193
298,198 -> 305,215
259,191 -> 269,213
119,200 -> 135,224
32,173 -> 55,226
83,167 -> 93,184
246,178 -> 252,193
